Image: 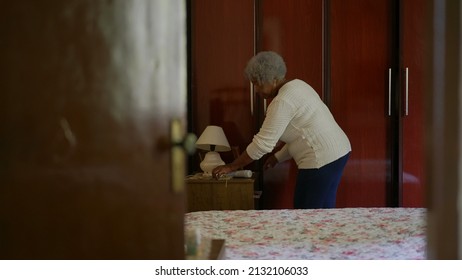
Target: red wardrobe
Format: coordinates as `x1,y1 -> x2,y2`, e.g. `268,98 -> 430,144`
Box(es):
189,0 -> 426,208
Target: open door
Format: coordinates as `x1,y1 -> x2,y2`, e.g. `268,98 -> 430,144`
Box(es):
0,0 -> 187,259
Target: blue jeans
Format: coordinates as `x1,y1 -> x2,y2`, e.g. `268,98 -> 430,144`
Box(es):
293,152 -> 350,209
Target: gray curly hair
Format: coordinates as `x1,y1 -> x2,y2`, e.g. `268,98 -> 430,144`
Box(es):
244,51 -> 287,84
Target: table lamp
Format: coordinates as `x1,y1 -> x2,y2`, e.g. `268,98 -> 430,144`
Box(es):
195,125 -> 231,176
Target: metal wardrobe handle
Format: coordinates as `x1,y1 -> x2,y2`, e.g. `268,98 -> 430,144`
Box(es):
405,67 -> 409,116
388,68 -> 392,116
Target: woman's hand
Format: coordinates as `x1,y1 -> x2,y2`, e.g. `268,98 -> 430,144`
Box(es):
212,164 -> 236,179
263,154 -> 279,170
212,150 -> 253,179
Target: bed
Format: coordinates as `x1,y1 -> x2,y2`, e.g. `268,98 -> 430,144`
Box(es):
184,207 -> 426,259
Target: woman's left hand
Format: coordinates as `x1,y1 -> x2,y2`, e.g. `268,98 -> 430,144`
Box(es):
263,154 -> 279,170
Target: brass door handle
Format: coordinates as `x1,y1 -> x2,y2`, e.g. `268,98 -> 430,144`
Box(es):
157,119 -> 197,193
156,120 -> 196,155
171,122 -> 197,156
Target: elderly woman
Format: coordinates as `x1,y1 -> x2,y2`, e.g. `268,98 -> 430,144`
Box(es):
212,51 -> 351,209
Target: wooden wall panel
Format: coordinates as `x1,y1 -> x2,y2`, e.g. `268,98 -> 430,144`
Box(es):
191,0 -> 256,170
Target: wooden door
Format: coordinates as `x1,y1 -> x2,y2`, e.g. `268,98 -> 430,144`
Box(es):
330,0 -> 393,207
426,0 -> 461,259
0,0 -> 187,259
190,0 -> 256,169
258,0 -> 323,209
401,0 -> 426,207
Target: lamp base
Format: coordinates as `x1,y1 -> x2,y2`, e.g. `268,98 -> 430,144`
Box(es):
200,151 -> 225,175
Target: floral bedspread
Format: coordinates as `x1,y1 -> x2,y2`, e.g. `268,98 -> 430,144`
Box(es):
184,208 -> 426,260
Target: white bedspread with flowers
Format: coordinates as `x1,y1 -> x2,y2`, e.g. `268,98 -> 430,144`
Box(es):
185,208 -> 426,259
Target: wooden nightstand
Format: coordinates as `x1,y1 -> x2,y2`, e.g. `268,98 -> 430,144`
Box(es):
185,174 -> 257,212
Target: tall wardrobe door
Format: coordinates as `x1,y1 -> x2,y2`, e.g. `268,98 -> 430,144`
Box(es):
259,0 -> 323,209
191,0 -> 255,168
401,0 -> 426,207
330,0 -> 393,207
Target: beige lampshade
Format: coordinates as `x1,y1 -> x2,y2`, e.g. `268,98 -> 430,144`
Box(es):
195,125 -> 231,152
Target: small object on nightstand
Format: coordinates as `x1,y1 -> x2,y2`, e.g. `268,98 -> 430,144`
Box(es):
228,170 -> 252,178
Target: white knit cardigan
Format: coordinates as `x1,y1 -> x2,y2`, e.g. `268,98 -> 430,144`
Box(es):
246,79 -> 351,169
